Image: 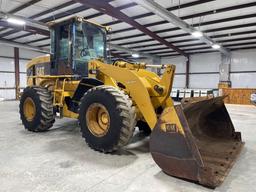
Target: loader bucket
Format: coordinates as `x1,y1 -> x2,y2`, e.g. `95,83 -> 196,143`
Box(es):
150,96 -> 244,188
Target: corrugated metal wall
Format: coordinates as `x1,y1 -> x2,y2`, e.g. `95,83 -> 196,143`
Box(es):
0,57 -> 15,99
161,56 -> 187,88
189,52 -> 220,89
0,47 -> 255,99
230,50 -> 256,88
0,46 -> 43,100
161,49 -> 256,89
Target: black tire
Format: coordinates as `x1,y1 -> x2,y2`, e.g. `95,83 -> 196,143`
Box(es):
78,85 -> 136,153
137,120 -> 151,136
19,86 -> 55,132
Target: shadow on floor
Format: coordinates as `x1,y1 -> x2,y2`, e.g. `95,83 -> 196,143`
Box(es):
20,119 -> 153,168
126,131 -> 150,153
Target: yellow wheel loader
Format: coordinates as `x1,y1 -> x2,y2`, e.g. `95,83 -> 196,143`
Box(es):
19,17 -> 244,188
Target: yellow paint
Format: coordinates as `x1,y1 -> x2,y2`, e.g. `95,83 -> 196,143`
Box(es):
26,55 -> 50,69
26,58 -> 177,130
63,103 -> 78,119
86,103 -> 110,137
88,60 -> 176,129
25,22 -> 178,130
23,97 -> 36,121
159,106 -> 185,135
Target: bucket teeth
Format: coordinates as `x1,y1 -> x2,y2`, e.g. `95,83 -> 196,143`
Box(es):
150,96 -> 244,188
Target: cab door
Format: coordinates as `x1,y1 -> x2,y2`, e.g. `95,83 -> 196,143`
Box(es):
50,22 -> 73,75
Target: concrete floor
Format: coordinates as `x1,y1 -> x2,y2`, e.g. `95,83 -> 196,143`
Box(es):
0,101 -> 256,192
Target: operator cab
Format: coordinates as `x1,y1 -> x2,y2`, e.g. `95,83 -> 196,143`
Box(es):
49,17 -> 108,77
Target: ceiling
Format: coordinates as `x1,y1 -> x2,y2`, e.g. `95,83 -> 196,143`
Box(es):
0,0 -> 256,59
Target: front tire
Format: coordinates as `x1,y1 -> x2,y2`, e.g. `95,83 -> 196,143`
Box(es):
19,87 -> 55,132
78,86 -> 136,153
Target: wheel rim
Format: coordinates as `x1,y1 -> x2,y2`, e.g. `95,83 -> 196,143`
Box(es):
86,103 -> 110,137
23,97 -> 36,122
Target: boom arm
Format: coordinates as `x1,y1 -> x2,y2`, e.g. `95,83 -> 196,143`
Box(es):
89,60 -> 176,129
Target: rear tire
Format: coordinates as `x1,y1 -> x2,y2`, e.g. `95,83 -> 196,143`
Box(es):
19,86 -> 55,132
78,86 -> 136,153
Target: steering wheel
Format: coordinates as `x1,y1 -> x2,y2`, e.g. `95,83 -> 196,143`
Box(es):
80,48 -> 89,57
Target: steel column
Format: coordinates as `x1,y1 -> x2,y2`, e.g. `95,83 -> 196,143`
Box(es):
219,54 -> 231,86
185,56 -> 190,88
14,47 -> 20,100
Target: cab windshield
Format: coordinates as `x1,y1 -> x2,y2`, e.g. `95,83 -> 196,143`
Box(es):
74,22 -> 106,63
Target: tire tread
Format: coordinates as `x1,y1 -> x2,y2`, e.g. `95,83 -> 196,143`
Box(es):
79,85 -> 136,152
19,86 -> 55,132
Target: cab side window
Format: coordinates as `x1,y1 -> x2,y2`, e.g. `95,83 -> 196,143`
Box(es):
59,25 -> 70,59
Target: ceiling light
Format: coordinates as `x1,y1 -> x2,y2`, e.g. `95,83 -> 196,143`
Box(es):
212,44 -> 221,49
7,18 -> 26,25
132,53 -> 139,58
191,31 -> 203,38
